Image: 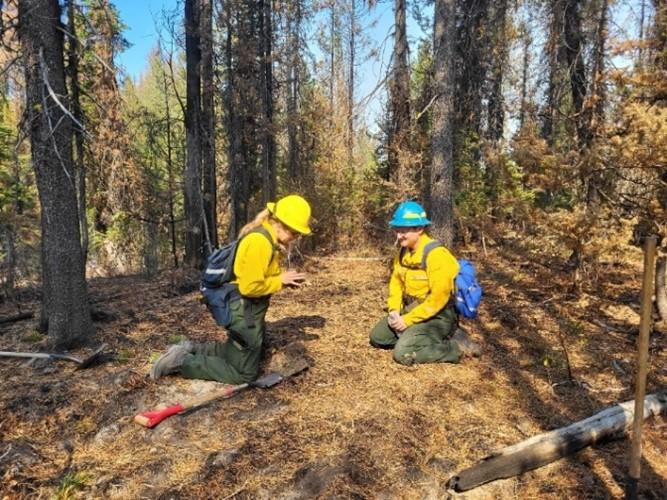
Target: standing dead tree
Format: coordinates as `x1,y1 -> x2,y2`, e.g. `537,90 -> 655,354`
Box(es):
430,0 -> 456,246
19,0 -> 92,347
184,0 -> 204,267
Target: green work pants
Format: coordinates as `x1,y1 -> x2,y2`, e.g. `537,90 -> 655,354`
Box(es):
369,302 -> 461,365
181,296 -> 270,384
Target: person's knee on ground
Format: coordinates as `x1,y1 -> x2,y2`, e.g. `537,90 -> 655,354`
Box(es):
369,316 -> 398,349
392,345 -> 417,365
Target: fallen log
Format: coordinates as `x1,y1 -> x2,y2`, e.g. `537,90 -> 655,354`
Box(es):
0,312 -> 34,326
447,392 -> 667,492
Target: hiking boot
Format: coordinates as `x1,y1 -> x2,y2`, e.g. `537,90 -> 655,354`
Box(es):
150,341 -> 194,379
452,327 -> 482,358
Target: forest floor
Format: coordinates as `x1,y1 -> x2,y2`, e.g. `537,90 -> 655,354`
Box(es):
1,227 -> 666,499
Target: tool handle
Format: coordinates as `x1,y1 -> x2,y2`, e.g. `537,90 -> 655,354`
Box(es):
0,351 -> 53,360
134,383 -> 249,428
180,383 -> 248,411
0,351 -> 84,363
133,404 -> 185,428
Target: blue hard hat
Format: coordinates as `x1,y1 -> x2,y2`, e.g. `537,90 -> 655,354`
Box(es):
389,201 -> 431,227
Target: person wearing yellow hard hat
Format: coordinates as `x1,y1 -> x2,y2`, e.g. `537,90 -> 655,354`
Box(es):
151,194 -> 312,384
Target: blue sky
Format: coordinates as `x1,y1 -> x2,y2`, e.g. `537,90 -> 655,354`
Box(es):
113,0 -> 431,128
115,0 -> 179,79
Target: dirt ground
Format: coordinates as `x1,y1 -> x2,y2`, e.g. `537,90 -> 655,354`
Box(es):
1,232 -> 666,499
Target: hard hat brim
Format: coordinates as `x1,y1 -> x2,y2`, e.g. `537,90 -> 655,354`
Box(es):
389,218 -> 431,228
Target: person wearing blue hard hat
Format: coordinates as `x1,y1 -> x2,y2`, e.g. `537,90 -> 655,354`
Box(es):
369,200 -> 480,364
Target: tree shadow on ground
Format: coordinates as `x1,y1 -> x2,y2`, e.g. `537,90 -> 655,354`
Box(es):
470,238 -> 665,498
266,315 -> 326,347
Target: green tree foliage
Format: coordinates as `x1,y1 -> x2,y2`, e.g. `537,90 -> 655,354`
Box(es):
122,49 -> 187,273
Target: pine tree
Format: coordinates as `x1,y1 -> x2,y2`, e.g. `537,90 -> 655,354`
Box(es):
19,0 -> 92,347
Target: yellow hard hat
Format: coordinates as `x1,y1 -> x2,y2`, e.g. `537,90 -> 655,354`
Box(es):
267,195 -> 312,235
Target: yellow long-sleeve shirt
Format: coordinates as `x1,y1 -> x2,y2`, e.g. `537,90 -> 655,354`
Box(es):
232,221 -> 283,297
387,234 -> 459,326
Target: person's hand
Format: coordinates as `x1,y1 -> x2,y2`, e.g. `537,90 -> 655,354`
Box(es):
388,311 -> 408,333
281,269 -> 306,287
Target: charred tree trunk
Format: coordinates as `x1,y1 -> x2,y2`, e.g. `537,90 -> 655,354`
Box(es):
583,0 -> 608,206
430,0 -> 455,247
564,0 -> 588,148
656,256 -> 667,321
569,0 -> 608,271
485,0 -> 508,213
184,0 -> 204,267
388,0 -> 410,184
486,0 -> 507,143
542,0 -> 565,143
260,0 -> 276,204
653,0 -> 667,72
160,54 -> 179,268
66,0 -> 88,265
329,3 -> 335,108
519,20 -> 531,130
224,3 -> 250,238
347,0 -> 355,169
286,0 -> 302,183
453,0 -> 489,144
19,0 -> 92,347
201,0 -> 217,250
0,223 -> 16,300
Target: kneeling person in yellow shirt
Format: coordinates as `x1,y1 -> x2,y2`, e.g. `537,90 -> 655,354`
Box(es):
369,201 -> 476,365
151,195 -> 312,384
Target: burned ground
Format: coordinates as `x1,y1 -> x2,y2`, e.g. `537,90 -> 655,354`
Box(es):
1,234 -> 666,499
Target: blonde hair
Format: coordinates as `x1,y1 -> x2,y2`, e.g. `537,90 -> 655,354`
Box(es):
238,208 -> 271,238
238,208 -> 292,253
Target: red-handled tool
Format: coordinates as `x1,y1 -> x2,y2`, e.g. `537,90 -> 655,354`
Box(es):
134,360 -> 308,428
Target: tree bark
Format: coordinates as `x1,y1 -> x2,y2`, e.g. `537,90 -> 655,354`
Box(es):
260,0 -> 276,204
388,0 -> 410,183
656,256 -> 667,321
453,0 -> 488,138
19,0 -> 92,348
485,0 -> 508,213
0,223 -> 16,299
542,0 -> 565,143
448,392 -> 667,492
430,0 -> 455,247
66,0 -> 88,265
347,0 -> 356,169
184,0 -> 204,267
200,0 -> 217,250
286,0 -> 302,183
330,2 -> 335,108
564,0 -> 588,146
486,0 -> 507,143
519,20 -> 530,130
654,0 -> 667,72
160,49 -> 179,268
224,3 -> 249,238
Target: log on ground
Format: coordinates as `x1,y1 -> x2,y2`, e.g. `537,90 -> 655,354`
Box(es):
447,392 -> 667,492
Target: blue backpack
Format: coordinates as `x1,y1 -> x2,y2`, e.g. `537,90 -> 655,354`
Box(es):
453,259 -> 482,319
200,227 -> 275,327
402,241 -> 482,319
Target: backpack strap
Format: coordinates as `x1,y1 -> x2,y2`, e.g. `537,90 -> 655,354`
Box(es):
421,241 -> 443,269
250,226 -> 278,251
400,240 -> 443,270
